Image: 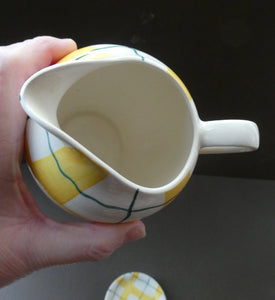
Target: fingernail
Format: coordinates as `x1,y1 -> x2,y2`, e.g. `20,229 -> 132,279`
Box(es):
126,224 -> 146,242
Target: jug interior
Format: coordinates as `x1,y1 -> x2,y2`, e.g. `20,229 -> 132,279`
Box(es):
57,62 -> 193,188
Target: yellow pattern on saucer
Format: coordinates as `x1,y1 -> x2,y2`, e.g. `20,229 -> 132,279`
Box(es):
105,272 -> 166,300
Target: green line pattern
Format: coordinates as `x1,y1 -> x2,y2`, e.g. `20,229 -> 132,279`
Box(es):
46,131 -> 130,212
107,272 -> 164,299
118,189 -> 140,223
74,45 -> 145,61
46,119 -> 166,220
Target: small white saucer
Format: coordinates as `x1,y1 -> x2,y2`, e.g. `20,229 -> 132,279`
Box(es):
104,272 -> 166,300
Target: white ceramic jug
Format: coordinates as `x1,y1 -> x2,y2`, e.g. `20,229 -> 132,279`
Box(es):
20,44 -> 259,223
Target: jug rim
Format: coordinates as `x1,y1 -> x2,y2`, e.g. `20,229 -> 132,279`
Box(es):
20,58 -> 201,194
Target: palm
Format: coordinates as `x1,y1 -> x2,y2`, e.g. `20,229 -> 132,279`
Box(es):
0,37 -> 145,287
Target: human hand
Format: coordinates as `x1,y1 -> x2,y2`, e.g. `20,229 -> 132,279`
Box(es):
0,36 -> 146,287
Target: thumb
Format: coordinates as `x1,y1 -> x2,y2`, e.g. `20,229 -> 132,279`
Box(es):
7,36 -> 77,69
3,36 -> 77,83
0,36 -> 77,111
28,218 -> 146,269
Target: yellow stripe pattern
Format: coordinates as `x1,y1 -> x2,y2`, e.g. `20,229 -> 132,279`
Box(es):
57,46 -> 96,63
167,67 -> 192,100
26,144 -> 108,204
164,171 -> 191,206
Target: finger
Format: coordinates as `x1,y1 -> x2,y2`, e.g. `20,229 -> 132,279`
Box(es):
3,36 -> 77,81
0,36 -> 77,170
28,219 -> 146,269
20,36 -> 77,68
0,36 -> 77,107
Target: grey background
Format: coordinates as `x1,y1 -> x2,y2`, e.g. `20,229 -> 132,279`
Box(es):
1,0 -> 274,179
0,0 -> 274,299
0,165 -> 274,299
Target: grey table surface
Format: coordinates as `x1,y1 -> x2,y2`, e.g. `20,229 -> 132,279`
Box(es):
0,164 -> 274,299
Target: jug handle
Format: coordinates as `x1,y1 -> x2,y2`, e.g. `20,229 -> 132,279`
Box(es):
199,120 -> 260,154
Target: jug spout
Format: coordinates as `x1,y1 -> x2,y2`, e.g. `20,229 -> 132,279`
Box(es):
20,60 -> 111,130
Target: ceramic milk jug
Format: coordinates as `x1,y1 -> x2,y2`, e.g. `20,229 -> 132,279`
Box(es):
20,44 -> 259,223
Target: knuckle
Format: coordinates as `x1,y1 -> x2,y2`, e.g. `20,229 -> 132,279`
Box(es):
86,242 -> 120,262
